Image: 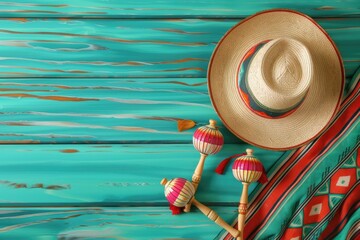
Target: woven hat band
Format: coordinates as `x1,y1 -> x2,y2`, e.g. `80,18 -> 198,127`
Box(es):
238,38 -> 313,118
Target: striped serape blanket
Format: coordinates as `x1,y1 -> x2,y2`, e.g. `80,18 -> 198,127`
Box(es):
220,72 -> 359,240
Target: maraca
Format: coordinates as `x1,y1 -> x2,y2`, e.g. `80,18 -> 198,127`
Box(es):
232,149 -> 267,240
162,177 -> 195,208
161,178 -> 240,238
185,119 -> 224,212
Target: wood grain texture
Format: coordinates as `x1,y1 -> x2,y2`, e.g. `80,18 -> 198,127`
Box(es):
0,144 -> 287,206
0,0 -> 359,18
0,18 -> 357,78
0,206 -> 237,239
0,78 -> 241,143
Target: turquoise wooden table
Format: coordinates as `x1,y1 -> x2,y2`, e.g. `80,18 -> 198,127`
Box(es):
0,1 -> 359,239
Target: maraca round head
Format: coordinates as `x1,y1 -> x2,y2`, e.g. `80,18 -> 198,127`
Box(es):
193,119 -> 224,155
161,178 -> 195,207
232,149 -> 264,183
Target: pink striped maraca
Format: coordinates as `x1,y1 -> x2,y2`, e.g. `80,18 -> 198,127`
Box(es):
160,178 -> 240,238
232,149 -> 267,240
161,178 -> 195,207
193,119 -> 224,155
185,119 -> 224,212
232,149 -> 265,183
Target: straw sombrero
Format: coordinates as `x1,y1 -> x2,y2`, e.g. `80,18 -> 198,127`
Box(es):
208,9 -> 344,150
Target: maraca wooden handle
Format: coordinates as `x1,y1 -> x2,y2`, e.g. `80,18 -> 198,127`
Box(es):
237,182 -> 249,240
192,198 -> 240,238
191,153 -> 207,189
184,153 -> 207,212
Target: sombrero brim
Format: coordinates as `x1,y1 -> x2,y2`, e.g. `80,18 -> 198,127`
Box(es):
208,9 -> 344,150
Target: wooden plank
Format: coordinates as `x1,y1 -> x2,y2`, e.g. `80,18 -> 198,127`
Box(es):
0,206 -> 236,239
0,144 -> 287,206
0,78 -> 242,144
0,18 -> 357,78
0,1 -> 359,18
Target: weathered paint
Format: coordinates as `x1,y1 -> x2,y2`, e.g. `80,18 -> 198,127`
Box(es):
0,144 -> 287,205
0,207 -> 237,239
0,78 -> 235,143
0,19 -> 357,77
0,0 -> 358,18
